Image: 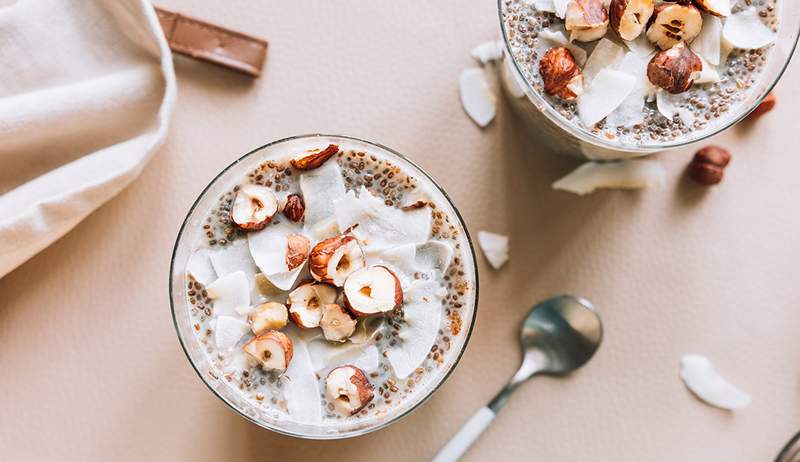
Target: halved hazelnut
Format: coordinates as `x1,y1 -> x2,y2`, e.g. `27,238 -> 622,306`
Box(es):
309,235 -> 366,287
286,234 -> 310,271
565,0 -> 609,42
282,194 -> 305,222
320,303 -> 357,342
287,282 -> 338,328
325,365 -> 374,415
230,184 -> 279,231
249,301 -> 289,335
609,0 -> 654,41
289,144 -> 339,171
647,42 -> 702,94
694,0 -> 731,18
243,330 -> 293,372
343,266 -> 403,317
539,47 -> 585,101
646,3 -> 703,50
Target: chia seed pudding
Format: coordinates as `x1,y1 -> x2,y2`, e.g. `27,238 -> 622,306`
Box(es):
500,0 -> 781,146
173,135 -> 477,437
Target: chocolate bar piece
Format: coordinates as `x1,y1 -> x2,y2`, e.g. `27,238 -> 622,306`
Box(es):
154,6 -> 267,77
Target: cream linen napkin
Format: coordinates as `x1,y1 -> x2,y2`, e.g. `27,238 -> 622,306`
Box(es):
0,0 -> 176,278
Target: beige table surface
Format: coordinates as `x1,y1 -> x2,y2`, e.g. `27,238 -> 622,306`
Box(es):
2,1 -> 800,460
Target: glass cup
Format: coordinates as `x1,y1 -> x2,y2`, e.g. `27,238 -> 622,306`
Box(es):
169,134 -> 479,439
497,0 -> 800,160
777,432 -> 800,462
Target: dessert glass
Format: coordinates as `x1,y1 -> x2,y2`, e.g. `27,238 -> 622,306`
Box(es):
498,0 -> 800,160
169,134 -> 479,439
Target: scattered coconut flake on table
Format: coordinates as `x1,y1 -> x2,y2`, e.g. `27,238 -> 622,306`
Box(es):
577,69 -> 637,127
538,29 -> 588,66
553,159 -> 666,195
477,231 -> 509,270
283,337 -> 323,424
214,316 -> 250,350
692,14 -> 723,66
299,159 -> 347,230
186,249 -> 216,286
206,271 -> 251,318
459,68 -> 496,128
582,38 -> 626,83
680,354 -> 752,410
471,40 -> 504,64
723,7 -> 777,50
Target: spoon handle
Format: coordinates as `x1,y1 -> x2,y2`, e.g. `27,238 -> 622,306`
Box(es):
431,406 -> 495,462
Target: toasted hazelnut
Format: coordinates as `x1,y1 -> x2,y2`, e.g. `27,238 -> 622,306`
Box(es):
289,144 -> 339,171
286,234 -> 310,271
309,234 -> 366,287
539,47 -> 585,101
325,365 -> 374,415
748,93 -> 776,120
565,0 -> 610,42
287,281 -> 338,328
343,265 -> 403,317
320,303 -> 357,342
694,0 -> 731,17
647,42 -> 702,94
282,194 -> 305,222
609,0 -> 654,41
230,184 -> 279,231
243,331 -> 293,372
250,302 -> 289,335
688,146 -> 731,185
646,3 -> 703,50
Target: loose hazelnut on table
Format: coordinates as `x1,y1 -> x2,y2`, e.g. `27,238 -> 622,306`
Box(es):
249,301 -> 289,335
539,47 -> 585,101
287,281 -> 338,328
609,0 -> 654,41
565,0 -> 609,42
230,184 -> 279,231
688,146 -> 731,186
646,2 -> 703,50
243,331 -> 293,372
343,265 -> 403,317
289,144 -> 339,171
647,42 -> 702,94
748,93 -> 777,120
308,234 -> 366,287
325,365 -> 374,415
282,193 -> 305,222
320,303 -> 357,342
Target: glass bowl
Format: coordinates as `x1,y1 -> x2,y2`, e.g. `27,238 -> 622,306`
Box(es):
169,134 -> 479,439
497,0 -> 800,159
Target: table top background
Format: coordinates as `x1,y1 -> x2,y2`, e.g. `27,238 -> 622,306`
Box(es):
2,1 -> 799,460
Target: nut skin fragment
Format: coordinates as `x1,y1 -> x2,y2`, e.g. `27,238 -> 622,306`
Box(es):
609,0 -> 654,41
539,48 -> 585,101
325,365 -> 374,415
688,146 -> 731,185
343,265 -> 404,318
320,303 -> 357,342
647,42 -> 702,94
308,234 -> 365,287
401,200 -> 430,211
646,3 -> 703,50
249,302 -> 289,335
282,194 -> 305,222
565,0 -> 610,42
242,330 -> 293,372
285,234 -> 310,270
748,93 -> 776,120
289,144 -> 339,171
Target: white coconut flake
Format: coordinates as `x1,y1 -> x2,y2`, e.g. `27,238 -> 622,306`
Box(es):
225,350 -> 256,374
577,69 -> 637,127
553,159 -> 666,195
186,250 -> 217,286
283,336 -> 323,424
308,340 -> 380,374
477,231 -> 509,270
248,220 -> 307,291
694,55 -> 721,84
680,354 -> 752,410
692,14 -> 723,66
529,0 -> 556,13
459,68 -> 496,128
657,90 -> 695,125
471,40 -> 504,64
606,52 -> 651,127
723,7 -> 777,50
583,38 -> 626,83
208,241 -> 261,304
206,271 -> 251,318
299,159 -> 347,229
553,0 -> 570,18
538,29 -> 588,66
624,33 -> 655,58
214,316 -> 250,350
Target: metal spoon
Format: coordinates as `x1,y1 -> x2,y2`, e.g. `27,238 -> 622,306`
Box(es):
432,295 -> 603,462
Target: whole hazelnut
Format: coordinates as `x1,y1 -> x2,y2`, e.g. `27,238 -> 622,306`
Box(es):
688,146 -> 731,185
282,194 -> 305,222
748,92 -> 777,120
647,42 -> 702,94
539,47 -> 585,100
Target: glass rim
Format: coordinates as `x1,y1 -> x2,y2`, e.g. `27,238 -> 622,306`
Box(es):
168,133 -> 480,440
497,0 -> 800,154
